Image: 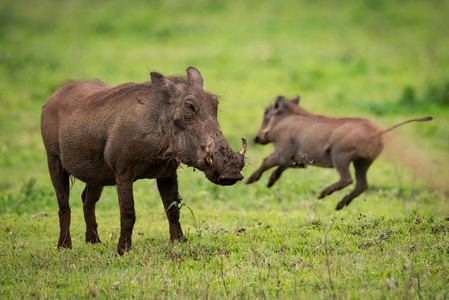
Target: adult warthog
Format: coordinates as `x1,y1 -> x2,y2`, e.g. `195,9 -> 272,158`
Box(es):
41,67 -> 246,254
246,95 -> 431,210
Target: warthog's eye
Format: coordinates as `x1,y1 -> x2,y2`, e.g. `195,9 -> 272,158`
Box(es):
185,102 -> 196,113
183,98 -> 198,120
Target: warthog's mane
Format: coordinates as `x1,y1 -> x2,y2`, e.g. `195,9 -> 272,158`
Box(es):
284,101 -> 368,125
61,78 -> 108,87
84,74 -> 189,106
166,74 -> 189,85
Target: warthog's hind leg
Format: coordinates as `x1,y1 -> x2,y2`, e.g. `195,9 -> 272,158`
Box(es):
47,155 -> 72,249
82,184 -> 104,244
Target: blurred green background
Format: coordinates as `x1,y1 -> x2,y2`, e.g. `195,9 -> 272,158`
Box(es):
1,3 -> 449,298
1,0 -> 448,215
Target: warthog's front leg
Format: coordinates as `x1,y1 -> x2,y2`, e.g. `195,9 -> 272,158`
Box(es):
157,175 -> 185,241
81,184 -> 104,244
116,177 -> 136,255
268,160 -> 306,187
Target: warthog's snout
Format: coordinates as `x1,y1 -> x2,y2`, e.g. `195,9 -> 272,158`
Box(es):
253,132 -> 269,145
203,138 -> 246,186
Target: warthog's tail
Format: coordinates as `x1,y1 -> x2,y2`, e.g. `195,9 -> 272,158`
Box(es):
375,116 -> 433,137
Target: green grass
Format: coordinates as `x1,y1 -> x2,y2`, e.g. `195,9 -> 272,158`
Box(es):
1,0 -> 448,298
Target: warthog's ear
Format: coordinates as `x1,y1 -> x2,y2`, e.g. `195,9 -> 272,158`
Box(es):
274,96 -> 285,110
186,67 -> 204,90
291,95 -> 300,105
151,72 -> 178,100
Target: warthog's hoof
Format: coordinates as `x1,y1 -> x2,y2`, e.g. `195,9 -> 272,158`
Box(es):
86,230 -> 101,244
117,237 -> 132,256
86,237 -> 102,244
58,236 -> 73,249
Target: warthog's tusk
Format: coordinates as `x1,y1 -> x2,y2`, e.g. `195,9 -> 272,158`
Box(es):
239,138 -> 247,156
205,142 -> 213,166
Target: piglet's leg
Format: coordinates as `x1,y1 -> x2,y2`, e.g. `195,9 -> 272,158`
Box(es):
246,152 -> 286,185
267,166 -> 287,187
336,159 -> 372,210
268,160 -> 306,187
157,175 -> 185,242
319,152 -> 354,199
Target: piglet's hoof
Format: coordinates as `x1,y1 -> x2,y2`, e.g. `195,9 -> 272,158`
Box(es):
246,174 -> 259,184
318,189 -> 333,199
336,201 -> 346,210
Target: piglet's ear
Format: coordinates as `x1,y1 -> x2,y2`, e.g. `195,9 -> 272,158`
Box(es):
291,95 -> 300,105
274,96 -> 285,110
186,67 -> 204,90
151,71 -> 178,100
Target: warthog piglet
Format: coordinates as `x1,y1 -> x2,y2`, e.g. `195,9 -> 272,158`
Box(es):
246,95 -> 432,210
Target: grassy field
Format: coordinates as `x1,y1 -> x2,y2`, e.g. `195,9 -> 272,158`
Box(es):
1,0 -> 448,298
